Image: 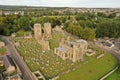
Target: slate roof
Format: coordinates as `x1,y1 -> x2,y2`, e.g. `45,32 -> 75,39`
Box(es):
57,46 -> 68,54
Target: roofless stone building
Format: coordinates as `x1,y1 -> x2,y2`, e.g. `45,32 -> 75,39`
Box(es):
54,38 -> 88,62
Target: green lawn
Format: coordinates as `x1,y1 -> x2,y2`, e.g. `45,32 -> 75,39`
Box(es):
105,65 -> 120,80
49,32 -> 66,50
0,48 -> 6,54
58,53 -> 118,80
16,30 -> 32,37
0,48 -> 6,73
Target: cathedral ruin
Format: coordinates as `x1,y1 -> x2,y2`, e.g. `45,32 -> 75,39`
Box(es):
54,37 -> 88,62
34,22 -> 88,62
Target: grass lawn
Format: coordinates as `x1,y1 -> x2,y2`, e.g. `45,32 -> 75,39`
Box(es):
49,32 -> 66,50
0,48 -> 6,54
58,53 -> 118,80
105,65 -> 120,80
47,15 -> 75,18
16,30 -> 32,37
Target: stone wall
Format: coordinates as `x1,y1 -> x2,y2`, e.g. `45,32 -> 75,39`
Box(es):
43,23 -> 52,40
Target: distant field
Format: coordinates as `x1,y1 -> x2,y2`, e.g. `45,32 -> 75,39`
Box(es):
47,15 -> 75,18
32,15 -> 75,21
58,53 -> 118,80
105,66 -> 120,80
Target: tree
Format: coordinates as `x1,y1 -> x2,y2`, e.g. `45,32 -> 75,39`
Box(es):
75,15 -> 86,21
96,20 -> 120,38
52,19 -> 61,27
97,12 -> 107,18
108,13 -> 116,18
65,23 -> 96,41
17,16 -> 30,31
82,27 -> 96,41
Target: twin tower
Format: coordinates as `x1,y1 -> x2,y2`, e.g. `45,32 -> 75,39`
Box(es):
34,23 -> 52,41
34,23 -> 52,52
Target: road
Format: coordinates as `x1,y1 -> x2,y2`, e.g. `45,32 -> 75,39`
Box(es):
1,36 -> 35,80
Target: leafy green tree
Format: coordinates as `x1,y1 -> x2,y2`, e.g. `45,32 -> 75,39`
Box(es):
108,13 -> 116,18
97,12 -> 107,18
82,27 -> 96,41
75,15 -> 86,21
65,23 -> 95,41
17,17 -> 30,31
96,20 -> 120,38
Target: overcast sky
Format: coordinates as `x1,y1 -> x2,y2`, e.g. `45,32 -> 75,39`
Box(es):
0,0 -> 120,8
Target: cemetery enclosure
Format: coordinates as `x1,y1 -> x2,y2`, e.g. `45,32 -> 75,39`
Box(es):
13,37 -> 118,80
14,37 -> 82,79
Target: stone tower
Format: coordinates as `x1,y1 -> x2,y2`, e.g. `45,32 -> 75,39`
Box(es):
43,23 -> 51,40
34,23 -> 42,42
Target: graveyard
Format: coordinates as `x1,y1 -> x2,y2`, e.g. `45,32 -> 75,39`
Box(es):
13,32 -> 78,78
13,31 -> 118,79
0,2 -> 120,80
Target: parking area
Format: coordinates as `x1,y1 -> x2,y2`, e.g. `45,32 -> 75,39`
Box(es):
94,38 -> 120,62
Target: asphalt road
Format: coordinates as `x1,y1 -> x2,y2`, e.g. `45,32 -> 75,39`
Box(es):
1,36 -> 35,80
